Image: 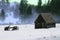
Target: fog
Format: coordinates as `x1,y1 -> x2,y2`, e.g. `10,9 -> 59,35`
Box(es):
0,2 -> 60,25
0,2 -> 39,25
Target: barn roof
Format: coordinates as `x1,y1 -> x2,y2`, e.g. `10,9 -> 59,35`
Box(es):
40,13 -> 55,23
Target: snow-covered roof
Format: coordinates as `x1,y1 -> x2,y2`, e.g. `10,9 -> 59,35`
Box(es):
41,13 -> 56,23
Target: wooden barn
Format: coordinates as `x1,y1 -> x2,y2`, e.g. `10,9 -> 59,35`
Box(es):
35,13 -> 56,29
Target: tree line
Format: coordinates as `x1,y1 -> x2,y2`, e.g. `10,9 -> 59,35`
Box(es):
1,0 -> 60,19
36,0 -> 60,15
19,0 -> 32,16
20,0 -> 60,15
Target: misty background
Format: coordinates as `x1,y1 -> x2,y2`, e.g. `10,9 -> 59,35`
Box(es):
0,0 -> 60,25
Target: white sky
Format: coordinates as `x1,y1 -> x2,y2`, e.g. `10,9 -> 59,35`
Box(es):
8,0 -> 48,5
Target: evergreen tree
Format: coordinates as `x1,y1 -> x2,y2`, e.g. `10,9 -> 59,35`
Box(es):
37,0 -> 42,12
27,5 -> 32,15
46,0 -> 51,12
50,0 -> 60,13
6,0 -> 9,3
1,9 -> 5,17
20,0 -> 28,15
0,9 -> 5,20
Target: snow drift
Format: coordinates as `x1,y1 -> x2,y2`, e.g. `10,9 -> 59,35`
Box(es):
0,24 -> 60,40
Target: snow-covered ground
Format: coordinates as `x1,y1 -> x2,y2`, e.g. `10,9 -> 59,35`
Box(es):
0,23 -> 60,40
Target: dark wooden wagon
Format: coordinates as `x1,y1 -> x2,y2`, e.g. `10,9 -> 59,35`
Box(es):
35,13 -> 56,29
4,26 -> 19,31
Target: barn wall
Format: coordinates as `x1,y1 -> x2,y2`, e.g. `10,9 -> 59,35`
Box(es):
47,23 -> 56,28
35,22 -> 42,28
35,15 -> 44,28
